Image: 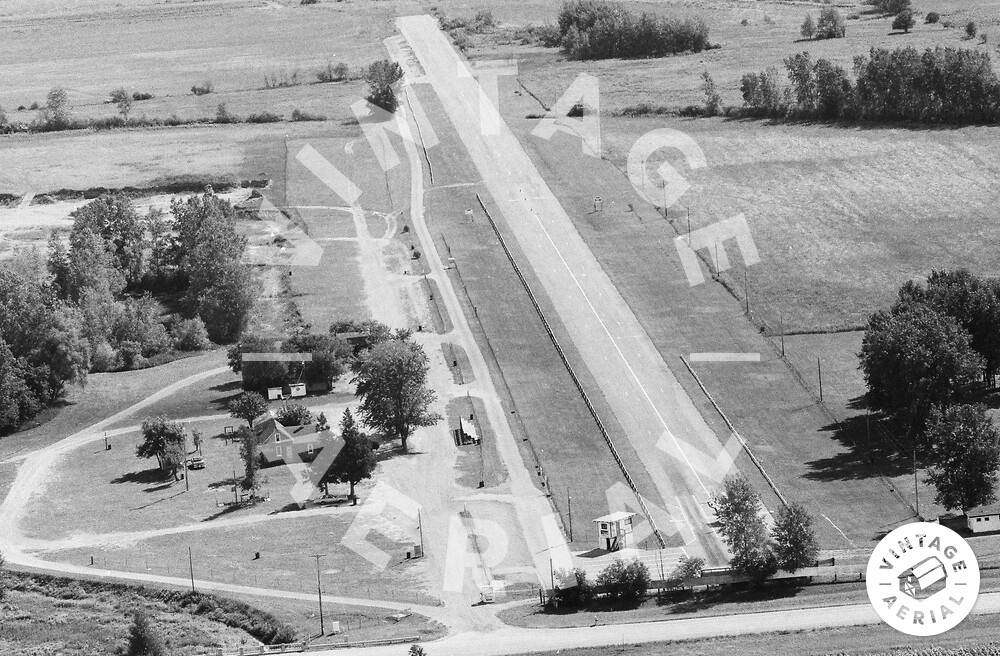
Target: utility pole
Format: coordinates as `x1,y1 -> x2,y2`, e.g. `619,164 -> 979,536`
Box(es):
686,207 -> 691,242
418,509 -> 425,556
567,493 -> 573,542
104,431 -> 109,451
188,546 -> 195,593
311,554 -> 326,635
914,446 -> 920,519
817,358 -> 824,402
233,468 -> 239,504
744,270 -> 750,314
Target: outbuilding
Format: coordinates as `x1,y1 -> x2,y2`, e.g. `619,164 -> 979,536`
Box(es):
966,504 -> 1000,533
593,511 -> 636,551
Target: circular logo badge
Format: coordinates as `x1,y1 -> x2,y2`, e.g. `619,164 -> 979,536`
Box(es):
866,522 -> 979,636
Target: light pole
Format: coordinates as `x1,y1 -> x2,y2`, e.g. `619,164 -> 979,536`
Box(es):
311,554 -> 326,635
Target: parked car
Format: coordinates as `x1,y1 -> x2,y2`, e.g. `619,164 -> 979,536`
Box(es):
187,456 -> 206,470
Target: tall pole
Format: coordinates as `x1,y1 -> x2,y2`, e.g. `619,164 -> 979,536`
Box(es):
233,468 -> 239,504
744,270 -> 750,314
418,509 -> 425,556
817,358 -> 824,402
567,493 -> 573,542
914,446 -> 920,519
311,554 -> 326,635
188,546 -> 195,593
779,313 -> 785,357
687,207 -> 691,242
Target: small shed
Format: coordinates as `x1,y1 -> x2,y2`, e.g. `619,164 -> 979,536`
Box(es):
593,511 -> 636,551
967,504 -> 1000,533
456,417 -> 479,445
267,387 -> 284,401
288,383 -> 306,398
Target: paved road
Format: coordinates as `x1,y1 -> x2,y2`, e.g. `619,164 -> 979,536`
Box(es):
395,14 -> 729,565
313,592 -> 1000,656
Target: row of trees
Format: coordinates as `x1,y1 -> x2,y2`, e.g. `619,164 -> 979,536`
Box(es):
740,46 -> 1000,124
860,270 -> 1000,514
557,0 -> 711,60
711,475 -> 818,579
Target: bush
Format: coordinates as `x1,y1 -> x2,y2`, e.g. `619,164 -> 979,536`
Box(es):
291,108 -> 326,121
873,0 -> 910,14
91,341 -> 121,372
966,21 -> 977,38
301,0 -> 319,4
277,403 -> 313,426
925,11 -> 940,23
132,91 -> 154,101
28,101 -> 39,110
596,558 -> 649,605
317,61 -> 349,82
245,111 -> 283,123
472,9 -> 496,32
740,67 -> 787,117
553,568 -> 595,607
515,23 -> 562,47
558,0 -> 710,60
701,71 -> 722,116
171,317 -> 211,351
191,80 -> 214,96
215,103 -> 239,124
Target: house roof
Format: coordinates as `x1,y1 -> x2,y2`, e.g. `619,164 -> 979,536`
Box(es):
593,511 -> 636,523
966,504 -> 1000,517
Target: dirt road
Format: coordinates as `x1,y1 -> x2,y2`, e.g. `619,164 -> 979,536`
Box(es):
396,15 -> 729,564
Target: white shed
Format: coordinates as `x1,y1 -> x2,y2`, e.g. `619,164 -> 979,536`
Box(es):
967,504 -> 1000,533
593,511 -> 636,551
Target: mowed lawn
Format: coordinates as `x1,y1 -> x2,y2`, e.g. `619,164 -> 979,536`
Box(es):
40,509 -> 436,603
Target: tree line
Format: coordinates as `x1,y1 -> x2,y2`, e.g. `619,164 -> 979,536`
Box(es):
860,269 -> 1000,514
557,0 -> 711,60
739,46 -> 1000,124
0,191 -> 257,434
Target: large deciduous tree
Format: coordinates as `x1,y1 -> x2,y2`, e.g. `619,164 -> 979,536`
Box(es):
771,502 -> 819,572
859,303 -> 983,440
69,194 -> 145,286
137,416 -> 187,478
925,404 -> 1000,514
364,60 -> 404,113
353,340 -> 441,452
710,474 -> 776,579
228,391 -> 268,430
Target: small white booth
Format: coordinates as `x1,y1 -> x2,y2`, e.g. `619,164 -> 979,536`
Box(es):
593,511 -> 636,552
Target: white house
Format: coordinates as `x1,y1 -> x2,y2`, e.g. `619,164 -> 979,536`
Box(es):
966,504 -> 1000,534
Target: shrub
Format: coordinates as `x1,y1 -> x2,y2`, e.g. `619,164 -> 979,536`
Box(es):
701,71 -> 722,116
191,80 -> 214,96
596,558 -> 649,605
472,9 -> 496,32
451,29 -> 473,52
91,341 -> 121,372
126,607 -> 168,656
132,91 -> 154,101
28,101 -> 39,110
109,87 -> 132,118
925,11 -> 940,23
553,568 -> 595,607
291,108 -> 326,121
816,6 -> 846,38
301,0 -> 319,4
277,403 -> 313,426
246,111 -> 283,123
892,9 -> 915,33
317,61 -> 349,82
740,67 -> 787,117
35,87 -> 75,131
873,0 -> 910,14
171,317 -> 211,351
516,23 -> 562,47
980,32 -> 988,44
966,21 -> 977,38
215,103 -> 239,124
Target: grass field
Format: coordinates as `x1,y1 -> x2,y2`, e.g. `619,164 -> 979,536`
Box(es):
511,612 -> 1000,656
467,0 -> 1000,113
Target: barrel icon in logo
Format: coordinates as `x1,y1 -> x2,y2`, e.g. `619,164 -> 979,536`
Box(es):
899,556 -> 948,600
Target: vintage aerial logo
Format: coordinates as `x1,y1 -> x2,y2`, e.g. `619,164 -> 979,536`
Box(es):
866,522 -> 980,636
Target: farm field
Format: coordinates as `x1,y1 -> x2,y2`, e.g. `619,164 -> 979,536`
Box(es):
469,0 -> 1000,113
